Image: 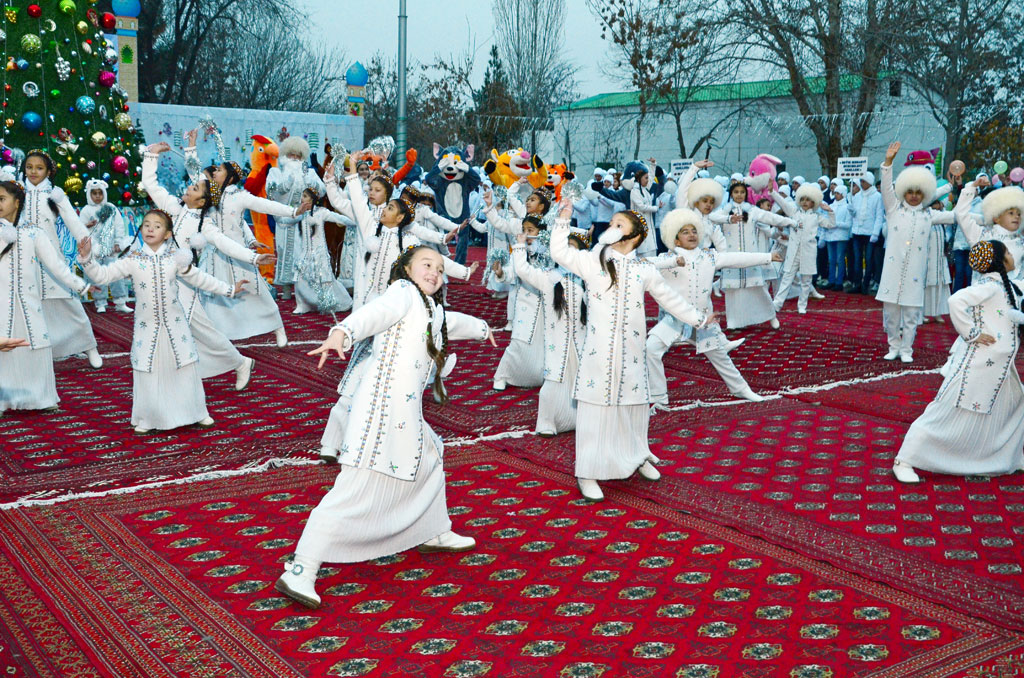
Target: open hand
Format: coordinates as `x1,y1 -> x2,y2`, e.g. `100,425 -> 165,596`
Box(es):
695,160 -> 714,169
771,251 -> 784,262
468,261 -> 479,277
0,337 -> 29,352
77,237 -> 92,258
255,253 -> 277,265
147,141 -> 171,154
308,329 -> 350,369
884,141 -> 901,166
976,333 -> 996,346
233,279 -> 250,296
444,230 -> 458,244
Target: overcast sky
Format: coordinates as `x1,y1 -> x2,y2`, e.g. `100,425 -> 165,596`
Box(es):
302,0 -> 611,99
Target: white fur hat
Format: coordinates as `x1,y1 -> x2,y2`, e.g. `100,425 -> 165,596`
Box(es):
795,182 -> 824,208
686,178 -> 724,209
982,186 -> 1024,225
893,166 -> 937,205
278,136 -> 310,161
660,208 -> 703,249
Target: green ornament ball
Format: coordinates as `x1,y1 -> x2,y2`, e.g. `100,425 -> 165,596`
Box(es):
20,34 -> 41,54
50,89 -> 60,97
60,0 -> 77,15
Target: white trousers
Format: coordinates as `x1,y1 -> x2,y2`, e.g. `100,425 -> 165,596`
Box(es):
646,333 -> 750,405
773,271 -> 811,312
882,302 -> 923,355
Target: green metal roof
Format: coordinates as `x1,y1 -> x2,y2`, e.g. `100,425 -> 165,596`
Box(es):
556,74 -> 874,111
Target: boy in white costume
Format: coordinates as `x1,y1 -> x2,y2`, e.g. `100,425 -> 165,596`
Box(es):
771,184 -> 835,313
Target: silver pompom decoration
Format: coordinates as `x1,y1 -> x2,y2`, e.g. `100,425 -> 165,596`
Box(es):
561,180 -> 585,204
367,135 -> 395,161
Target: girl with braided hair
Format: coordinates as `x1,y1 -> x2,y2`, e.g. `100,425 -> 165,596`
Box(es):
277,245 -> 496,610
294,188 -> 353,314
202,159 -> 305,347
141,142 -> 265,390
893,239 -> 1024,483
21,149 -> 103,368
76,210 -> 247,433
551,203 -> 717,502
0,179 -> 88,412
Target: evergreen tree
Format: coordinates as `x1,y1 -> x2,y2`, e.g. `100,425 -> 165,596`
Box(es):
2,1 -> 140,206
470,46 -> 522,151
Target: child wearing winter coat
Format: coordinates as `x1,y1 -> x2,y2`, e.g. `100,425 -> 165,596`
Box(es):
80,178 -> 133,313
771,184 -> 835,313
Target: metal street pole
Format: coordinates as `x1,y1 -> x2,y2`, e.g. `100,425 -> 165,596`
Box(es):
396,0 -> 408,157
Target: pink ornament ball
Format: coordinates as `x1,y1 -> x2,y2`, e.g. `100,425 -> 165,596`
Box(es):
111,155 -> 129,174
1,149 -> 12,164
98,70 -> 116,88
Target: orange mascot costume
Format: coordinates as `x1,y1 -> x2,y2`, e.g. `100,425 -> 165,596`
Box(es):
245,135 -> 279,282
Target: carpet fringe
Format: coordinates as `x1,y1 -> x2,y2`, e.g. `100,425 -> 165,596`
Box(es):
0,457 -> 322,510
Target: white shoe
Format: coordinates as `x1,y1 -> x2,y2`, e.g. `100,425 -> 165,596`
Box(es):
797,307 -> 807,314
577,478 -> 604,502
900,351 -> 913,363
133,425 -> 151,434
492,379 -> 506,391
637,461 -> 661,481
86,348 -> 102,369
197,416 -> 214,427
883,349 -> 899,361
769,318 -> 780,329
275,558 -> 321,609
732,387 -> 765,402
810,288 -> 825,300
892,460 -> 921,484
95,305 -> 107,313
418,531 -> 476,553
536,430 -> 556,438
114,303 -> 133,313
235,357 -> 255,391
723,337 -> 745,353
319,446 -> 339,464
274,327 -> 288,348
502,323 -> 512,332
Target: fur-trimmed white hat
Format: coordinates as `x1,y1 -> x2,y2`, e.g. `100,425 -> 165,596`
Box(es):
686,178 -> 724,209
794,182 -> 824,208
279,136 -> 310,161
893,165 -> 937,205
660,208 -> 704,249
982,186 -> 1024,225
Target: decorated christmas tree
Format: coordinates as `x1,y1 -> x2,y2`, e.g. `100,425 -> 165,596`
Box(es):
1,0 -> 140,206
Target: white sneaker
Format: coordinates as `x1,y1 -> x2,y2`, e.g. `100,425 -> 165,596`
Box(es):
95,305 -> 107,313
114,302 -> 133,313
900,351 -> 913,363
769,318 -> 780,329
492,379 -> 506,391
536,430 -> 556,438
797,307 -> 807,314
197,416 -> 214,427
810,288 -> 825,300
883,349 -> 899,361
274,327 -> 288,348
86,348 -> 103,369
577,478 -> 604,502
723,337 -> 745,353
637,461 -> 661,481
275,559 -> 321,609
418,531 -> 476,553
732,387 -> 765,402
319,446 -> 339,464
235,357 -> 255,391
892,460 -> 921,484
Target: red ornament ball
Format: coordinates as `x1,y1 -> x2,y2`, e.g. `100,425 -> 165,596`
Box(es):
122,190 -> 131,201
27,4 -> 42,17
101,12 -> 116,30
58,127 -> 73,141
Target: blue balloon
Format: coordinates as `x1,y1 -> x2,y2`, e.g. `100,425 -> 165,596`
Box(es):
75,95 -> 96,115
21,112 -> 42,132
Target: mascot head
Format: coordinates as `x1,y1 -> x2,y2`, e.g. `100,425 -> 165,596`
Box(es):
620,161 -> 649,191
249,135 -> 279,173
494,148 -> 533,180
745,153 -> 781,205
545,163 -> 574,199
433,143 -> 474,183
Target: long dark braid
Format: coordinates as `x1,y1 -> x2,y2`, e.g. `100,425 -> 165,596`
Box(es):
388,245 -> 450,404
988,240 -> 1023,340
0,180 -> 25,260
365,198 -> 414,263
598,211 -> 646,290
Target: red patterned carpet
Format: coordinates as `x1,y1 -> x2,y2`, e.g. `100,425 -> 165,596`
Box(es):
2,248 -> 1024,676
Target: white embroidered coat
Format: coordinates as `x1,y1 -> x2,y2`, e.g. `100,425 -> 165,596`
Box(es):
925,210 -> 956,286
711,202 -> 794,289
210,184 -> 296,286
81,243 -> 235,372
142,153 -> 258,321
551,220 -> 707,406
875,163 -> 940,307
1,224 -> 86,347
650,247 -> 772,353
24,179 -> 88,299
940,276 -> 1022,413
954,184 -> 1024,282
512,245 -> 585,382
334,279 -> 490,479
494,249 -> 543,343
773,193 -> 834,275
